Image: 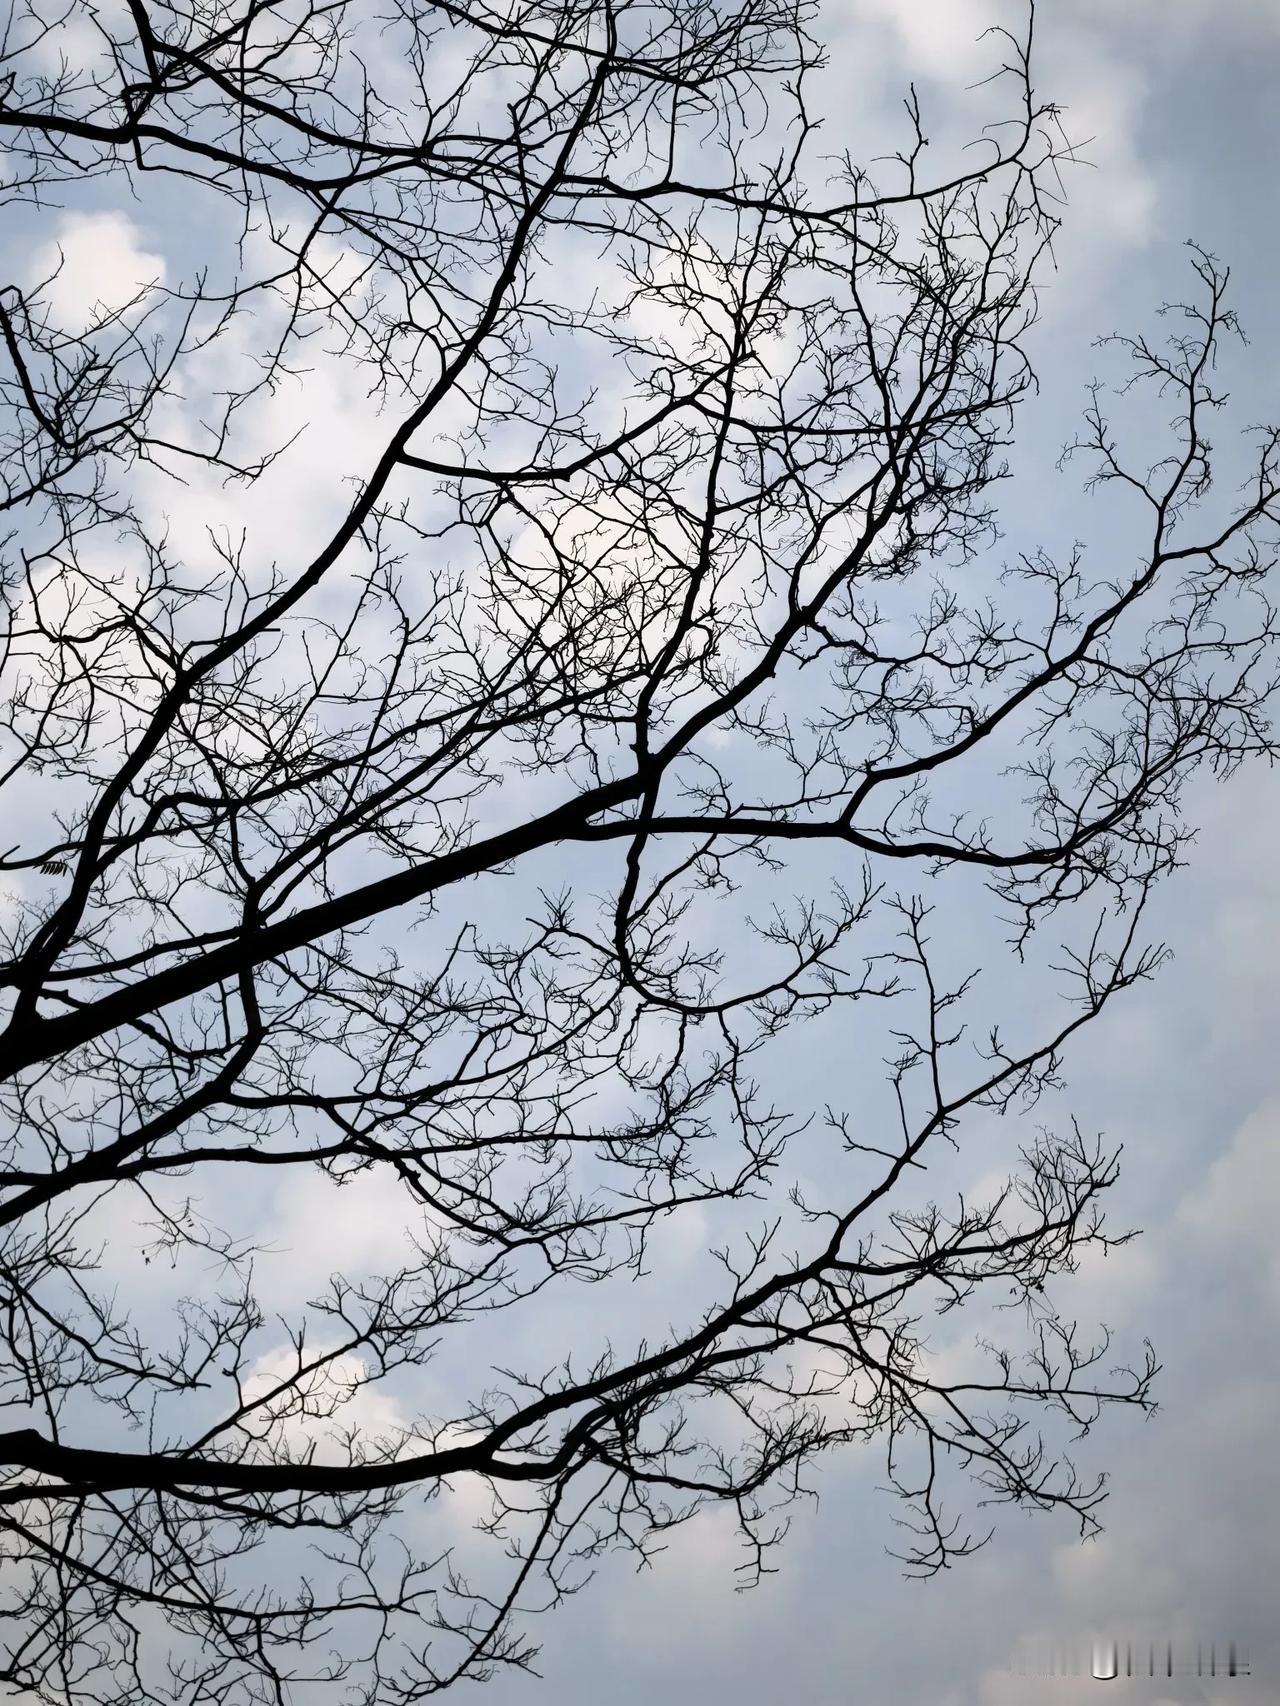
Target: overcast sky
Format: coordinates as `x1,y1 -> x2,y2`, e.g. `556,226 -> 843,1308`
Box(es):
8,3 -> 1280,1703
464,6 -> 1280,1703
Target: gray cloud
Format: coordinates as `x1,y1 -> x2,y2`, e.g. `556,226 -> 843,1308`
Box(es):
460,8 -> 1280,1703
6,4 -> 1275,1702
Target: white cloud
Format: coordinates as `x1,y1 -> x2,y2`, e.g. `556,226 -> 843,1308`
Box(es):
30,211 -> 166,329
829,1 -> 1159,316
846,0 -> 1005,82
1176,1100 -> 1280,1301
1050,1528 -> 1183,1624
240,1341 -> 411,1452
256,1161 -> 427,1308
1056,1233 -> 1160,1323
599,1500 -> 765,1653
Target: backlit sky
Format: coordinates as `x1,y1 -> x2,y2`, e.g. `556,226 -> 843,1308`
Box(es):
474,6 -> 1280,1703
8,3 -> 1280,1703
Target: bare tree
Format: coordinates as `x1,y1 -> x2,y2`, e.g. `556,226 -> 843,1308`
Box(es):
0,0 -> 1275,1698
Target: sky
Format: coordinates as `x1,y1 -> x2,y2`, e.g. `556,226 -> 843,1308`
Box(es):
466,6 -> 1280,1704
4,2 -> 1280,1704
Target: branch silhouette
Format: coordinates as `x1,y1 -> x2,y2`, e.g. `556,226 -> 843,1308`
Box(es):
0,0 -> 1274,1698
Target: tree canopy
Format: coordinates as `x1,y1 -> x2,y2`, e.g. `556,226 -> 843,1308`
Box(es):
0,0 -> 1276,1699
